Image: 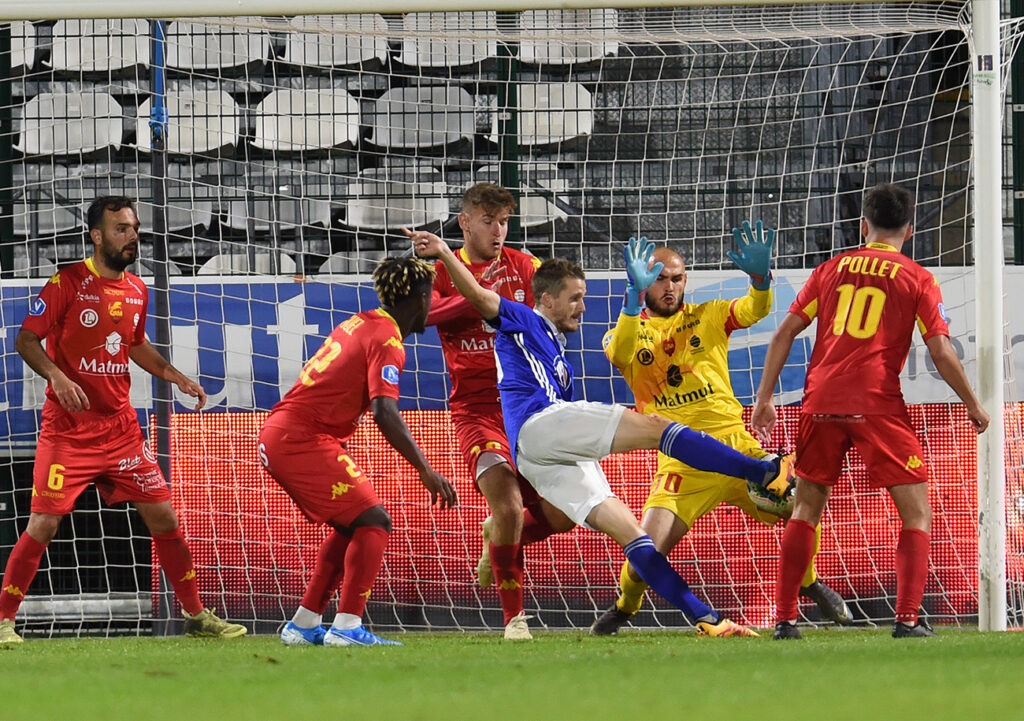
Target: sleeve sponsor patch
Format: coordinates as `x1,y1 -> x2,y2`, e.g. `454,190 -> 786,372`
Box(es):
381,364 -> 400,385
28,297 -> 46,316
937,302 -> 950,324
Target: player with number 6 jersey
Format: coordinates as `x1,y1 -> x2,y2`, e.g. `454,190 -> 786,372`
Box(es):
259,256 -> 457,648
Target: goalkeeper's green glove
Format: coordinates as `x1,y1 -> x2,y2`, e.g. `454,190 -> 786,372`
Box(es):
622,236 -> 664,316
727,219 -> 775,290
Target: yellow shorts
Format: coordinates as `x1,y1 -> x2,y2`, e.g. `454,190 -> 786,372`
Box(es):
642,428 -> 782,529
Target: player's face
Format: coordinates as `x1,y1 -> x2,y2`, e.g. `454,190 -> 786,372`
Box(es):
93,207 -> 141,272
545,277 -> 587,334
412,286 -> 432,334
645,253 -> 686,317
459,204 -> 510,263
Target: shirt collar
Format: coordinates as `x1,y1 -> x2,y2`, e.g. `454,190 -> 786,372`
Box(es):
374,307 -> 402,335
533,307 -> 566,347
865,242 -> 899,252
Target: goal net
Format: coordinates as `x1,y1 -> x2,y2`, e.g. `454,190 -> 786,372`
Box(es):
1,3 -> 1022,636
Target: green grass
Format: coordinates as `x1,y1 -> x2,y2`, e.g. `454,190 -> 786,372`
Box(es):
1,629 -> 1022,721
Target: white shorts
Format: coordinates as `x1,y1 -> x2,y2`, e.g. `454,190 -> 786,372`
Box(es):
515,401 -> 626,529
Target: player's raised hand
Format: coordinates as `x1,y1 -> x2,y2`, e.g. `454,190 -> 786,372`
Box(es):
403,227 -> 447,259
480,258 -> 506,293
623,236 -> 663,292
50,371 -> 90,412
419,468 -> 458,510
176,377 -> 207,411
750,397 -> 777,445
728,219 -> 775,290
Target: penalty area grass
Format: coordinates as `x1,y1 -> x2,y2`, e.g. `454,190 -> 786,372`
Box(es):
1,628 -> 1022,721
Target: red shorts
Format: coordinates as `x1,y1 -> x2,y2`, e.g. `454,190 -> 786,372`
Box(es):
32,410 -> 170,515
258,415 -> 380,527
795,411 -> 929,488
450,402 -> 539,507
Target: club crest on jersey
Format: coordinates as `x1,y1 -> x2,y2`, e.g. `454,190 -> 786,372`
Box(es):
109,300 -> 124,323
80,308 -> 99,327
553,357 -> 570,388
29,297 -> 46,316
382,365 -> 400,385
662,338 -> 676,355
104,331 -> 123,355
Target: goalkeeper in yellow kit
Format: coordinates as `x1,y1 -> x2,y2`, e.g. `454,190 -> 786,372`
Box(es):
590,225 -> 852,635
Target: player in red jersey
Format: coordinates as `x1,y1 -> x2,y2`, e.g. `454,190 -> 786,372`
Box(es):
259,256 -> 457,647
751,183 -> 989,639
0,196 -> 246,645
420,183 -> 569,640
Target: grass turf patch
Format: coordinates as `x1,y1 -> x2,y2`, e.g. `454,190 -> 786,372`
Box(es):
1,628 -> 1022,721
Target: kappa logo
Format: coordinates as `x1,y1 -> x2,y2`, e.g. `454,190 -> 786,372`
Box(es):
498,579 -> 522,591
382,364 -> 400,385
905,456 -> 924,470
331,481 -> 353,499
3,584 -> 24,597
80,308 -> 99,327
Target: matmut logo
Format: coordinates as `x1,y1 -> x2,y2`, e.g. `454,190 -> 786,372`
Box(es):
79,332 -> 130,375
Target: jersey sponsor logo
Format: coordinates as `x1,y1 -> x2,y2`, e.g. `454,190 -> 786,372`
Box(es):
514,289 -> 525,302
104,331 -> 123,355
118,454 -> 144,472
76,292 -> 101,302
103,287 -> 125,297
79,356 -> 130,375
481,319 -> 495,333
109,301 -> 124,323
124,296 -> 144,305
666,364 -> 684,386
688,335 -> 701,349
133,469 -> 165,492
653,382 -> 715,410
937,303 -> 949,323
460,336 -> 495,352
662,338 -> 676,355
142,441 -> 157,464
382,364 -> 400,385
29,297 -> 46,316
636,348 -> 654,365
80,308 -> 99,327
905,455 -> 923,470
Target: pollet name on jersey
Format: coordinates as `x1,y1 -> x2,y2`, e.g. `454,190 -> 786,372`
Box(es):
79,357 -> 130,374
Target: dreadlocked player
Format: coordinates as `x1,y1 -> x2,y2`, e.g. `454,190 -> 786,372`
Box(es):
259,256 -> 458,647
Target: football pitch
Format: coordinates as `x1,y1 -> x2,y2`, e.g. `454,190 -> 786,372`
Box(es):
1,629 -> 1022,721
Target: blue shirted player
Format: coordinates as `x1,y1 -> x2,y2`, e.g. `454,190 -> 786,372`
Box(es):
408,226 -> 793,636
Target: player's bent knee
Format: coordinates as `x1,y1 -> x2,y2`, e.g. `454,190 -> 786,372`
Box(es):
350,504 -> 392,533
26,512 -> 62,545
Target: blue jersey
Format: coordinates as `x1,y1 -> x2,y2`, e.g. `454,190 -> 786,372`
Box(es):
490,298 -> 574,459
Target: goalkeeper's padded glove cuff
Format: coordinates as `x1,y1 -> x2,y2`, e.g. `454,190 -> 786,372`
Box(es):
623,286 -> 643,316
750,271 -> 772,291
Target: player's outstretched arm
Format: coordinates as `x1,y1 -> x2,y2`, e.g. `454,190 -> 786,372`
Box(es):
751,312 -> 806,442
406,227 -> 501,320
728,219 -> 775,290
15,328 -> 90,412
924,335 -> 990,433
622,236 -> 663,316
371,396 -> 457,509
129,339 -> 207,410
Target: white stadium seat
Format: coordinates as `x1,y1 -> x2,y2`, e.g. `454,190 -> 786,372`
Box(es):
488,82 -> 593,146
11,248 -> 57,278
136,89 -> 241,155
13,202 -> 84,236
224,198 -> 331,231
520,10 -> 619,65
16,92 -> 123,156
9,21 -> 36,70
397,12 -> 496,68
317,249 -> 387,275
166,19 -> 269,72
49,19 -> 149,74
135,199 -> 214,234
475,163 -> 569,228
367,85 -> 475,150
129,258 -> 184,276
282,15 -> 388,68
345,167 -> 448,230
198,252 -> 297,275
252,88 -> 360,152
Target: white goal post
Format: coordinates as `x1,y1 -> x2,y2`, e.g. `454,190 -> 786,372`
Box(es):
0,1 -> 1016,634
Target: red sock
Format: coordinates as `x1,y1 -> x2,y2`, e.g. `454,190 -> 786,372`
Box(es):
301,530 -> 352,614
895,528 -> 930,624
490,543 -> 524,624
0,533 -> 47,619
519,508 -> 556,546
776,519 -> 816,622
337,526 -> 389,618
152,529 -> 202,616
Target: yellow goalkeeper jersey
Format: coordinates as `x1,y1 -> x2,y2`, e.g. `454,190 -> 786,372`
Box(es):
603,286 -> 772,437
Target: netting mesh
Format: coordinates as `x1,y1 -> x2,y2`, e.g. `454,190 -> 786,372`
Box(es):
1,4 -> 1022,635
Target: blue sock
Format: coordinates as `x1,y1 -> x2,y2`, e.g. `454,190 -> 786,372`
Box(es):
623,535 -> 717,624
660,423 -> 774,484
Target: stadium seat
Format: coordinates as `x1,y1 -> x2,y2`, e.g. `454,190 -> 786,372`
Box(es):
135,89 -> 241,155
488,82 -> 593,146
13,202 -> 84,236
10,248 -> 57,278
15,92 -> 123,156
49,19 -> 149,75
224,198 -> 331,231
129,258 -> 184,276
367,85 -> 475,150
282,14 -> 388,68
475,163 -> 569,227
135,199 -> 214,234
8,21 -> 36,71
197,252 -> 297,275
519,10 -> 619,65
317,249 -> 387,275
397,12 -> 497,68
166,19 -> 269,72
252,88 -> 360,153
345,167 -> 448,230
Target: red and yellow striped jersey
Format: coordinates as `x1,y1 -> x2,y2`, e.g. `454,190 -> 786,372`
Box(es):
790,242 -> 949,414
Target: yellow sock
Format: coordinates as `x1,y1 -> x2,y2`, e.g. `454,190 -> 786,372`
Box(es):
801,523 -> 823,588
615,560 -> 648,615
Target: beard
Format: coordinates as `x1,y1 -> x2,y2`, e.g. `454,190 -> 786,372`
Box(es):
646,294 -> 683,317
101,243 -> 135,272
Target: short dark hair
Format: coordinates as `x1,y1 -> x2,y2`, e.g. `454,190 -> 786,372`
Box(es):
862,183 -> 914,231
86,195 -> 136,231
532,258 -> 585,300
463,182 -> 517,215
372,256 -> 436,307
